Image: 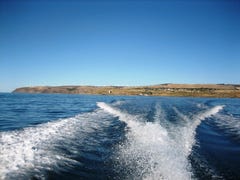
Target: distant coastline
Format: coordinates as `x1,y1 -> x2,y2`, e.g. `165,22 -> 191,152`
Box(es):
12,84 -> 240,98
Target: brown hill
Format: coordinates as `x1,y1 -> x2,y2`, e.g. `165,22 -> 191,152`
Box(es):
13,84 -> 240,98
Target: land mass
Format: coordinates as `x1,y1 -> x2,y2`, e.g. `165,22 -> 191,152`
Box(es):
12,84 -> 240,98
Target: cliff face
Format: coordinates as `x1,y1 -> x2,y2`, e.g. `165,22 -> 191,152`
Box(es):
13,84 -> 240,98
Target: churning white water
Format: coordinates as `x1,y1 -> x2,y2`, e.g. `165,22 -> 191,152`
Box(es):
97,102 -> 224,180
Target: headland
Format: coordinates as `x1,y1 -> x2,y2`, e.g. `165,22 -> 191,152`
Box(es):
12,84 -> 240,98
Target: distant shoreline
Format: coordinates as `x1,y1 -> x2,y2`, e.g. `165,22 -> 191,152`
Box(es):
12,84 -> 240,98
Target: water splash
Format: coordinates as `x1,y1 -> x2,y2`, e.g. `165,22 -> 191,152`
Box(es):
0,110 -> 111,179
97,102 -> 224,180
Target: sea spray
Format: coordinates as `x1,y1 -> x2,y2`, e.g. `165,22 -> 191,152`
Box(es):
97,102 -> 224,180
0,110 -> 112,179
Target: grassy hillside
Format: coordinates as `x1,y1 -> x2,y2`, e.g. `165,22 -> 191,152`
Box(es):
13,84 -> 240,98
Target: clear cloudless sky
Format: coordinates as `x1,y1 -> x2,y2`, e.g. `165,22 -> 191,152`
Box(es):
0,0 -> 240,92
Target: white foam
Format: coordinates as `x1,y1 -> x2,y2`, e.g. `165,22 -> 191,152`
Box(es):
98,102 -> 191,179
1,102 -> 224,179
0,110 -> 111,179
97,102 -> 144,128
97,102 -> 123,118
180,105 -> 224,156
197,105 -> 224,120
98,102 -> 224,180
214,113 -> 240,139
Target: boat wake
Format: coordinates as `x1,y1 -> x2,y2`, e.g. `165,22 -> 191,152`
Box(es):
0,100 -> 224,180
97,102 -> 224,179
0,110 -> 113,179
214,113 -> 240,142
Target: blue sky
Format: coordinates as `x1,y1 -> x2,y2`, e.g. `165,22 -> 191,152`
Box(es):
0,0 -> 239,92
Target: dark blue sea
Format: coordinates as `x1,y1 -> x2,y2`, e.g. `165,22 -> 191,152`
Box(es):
0,93 -> 240,180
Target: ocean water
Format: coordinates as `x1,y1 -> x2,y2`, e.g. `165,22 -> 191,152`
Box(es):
0,93 -> 240,180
